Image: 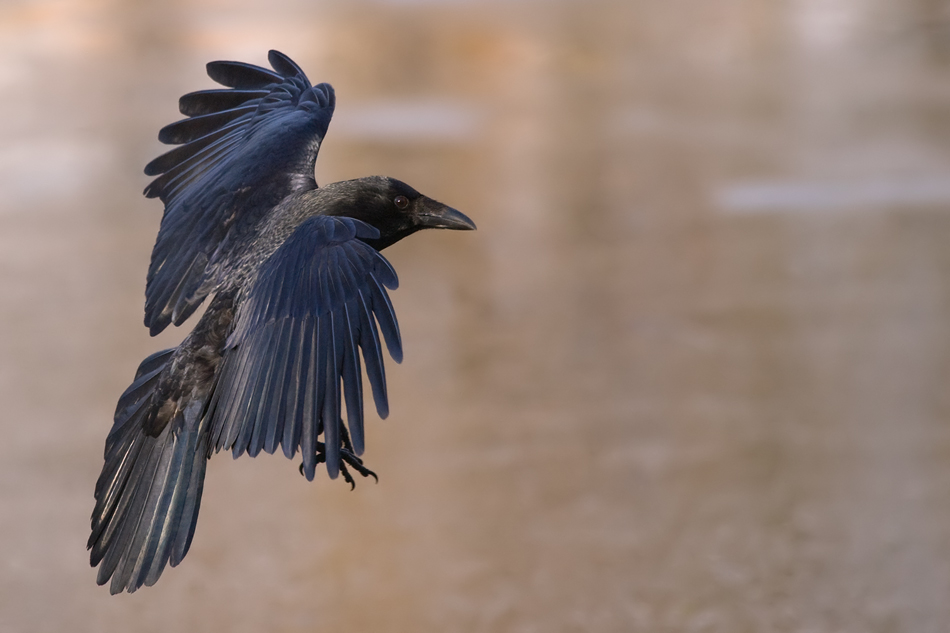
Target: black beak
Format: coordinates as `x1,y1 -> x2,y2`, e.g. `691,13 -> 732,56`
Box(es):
417,199 -> 477,231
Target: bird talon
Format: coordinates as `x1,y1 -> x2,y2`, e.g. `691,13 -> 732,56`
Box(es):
341,449 -> 378,484
298,444 -> 377,487
298,450 -> 326,476
339,463 -> 357,490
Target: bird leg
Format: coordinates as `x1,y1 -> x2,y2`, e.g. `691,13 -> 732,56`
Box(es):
298,441 -> 378,489
337,423 -> 378,488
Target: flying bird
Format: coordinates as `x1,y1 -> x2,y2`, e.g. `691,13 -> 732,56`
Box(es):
88,50 -> 475,594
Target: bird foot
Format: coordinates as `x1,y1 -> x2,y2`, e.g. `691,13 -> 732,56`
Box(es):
299,442 -> 378,489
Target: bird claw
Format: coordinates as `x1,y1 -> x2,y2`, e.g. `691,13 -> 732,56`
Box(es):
339,451 -> 378,489
298,442 -> 378,489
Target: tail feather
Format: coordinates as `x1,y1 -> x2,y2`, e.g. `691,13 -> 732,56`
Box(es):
89,350 -> 211,594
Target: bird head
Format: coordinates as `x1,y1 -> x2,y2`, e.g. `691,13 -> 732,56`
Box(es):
324,176 -> 476,251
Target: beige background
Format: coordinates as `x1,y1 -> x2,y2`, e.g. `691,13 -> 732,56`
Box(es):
2,0 -> 950,631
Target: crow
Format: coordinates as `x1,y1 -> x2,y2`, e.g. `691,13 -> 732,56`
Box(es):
88,50 -> 475,594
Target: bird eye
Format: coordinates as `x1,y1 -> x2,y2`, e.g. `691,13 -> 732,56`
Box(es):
394,195 -> 409,210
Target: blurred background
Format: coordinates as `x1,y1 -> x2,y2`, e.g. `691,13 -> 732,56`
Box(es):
3,0 -> 950,630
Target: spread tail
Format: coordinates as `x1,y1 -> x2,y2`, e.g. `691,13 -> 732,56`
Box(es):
88,349 -> 211,594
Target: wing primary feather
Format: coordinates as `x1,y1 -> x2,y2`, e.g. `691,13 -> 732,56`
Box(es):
299,317 -> 320,480
323,312 -> 341,479
179,89 -> 270,116
261,318 -> 293,454
219,344 -> 257,452
356,289 -> 389,419
144,124 -> 237,176
167,254 -> 210,325
247,321 -> 282,457
340,300 -> 365,455
372,255 -> 400,290
146,122 -> 244,186
324,254 -> 355,456
208,355 -> 237,450
281,252 -> 317,457
146,235 -> 219,333
280,317 -> 309,458
242,326 -> 279,455
146,254 -> 198,328
158,106 -> 257,145
231,336 -> 271,455
268,50 -> 307,79
258,238 -> 297,327
311,311 -> 329,471
144,133 -> 244,200
231,330 -> 273,458
369,275 -> 403,363
333,260 -> 370,429
206,60 -> 283,89
234,327 -> 268,457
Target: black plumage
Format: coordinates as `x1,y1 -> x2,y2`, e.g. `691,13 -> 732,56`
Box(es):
89,50 -> 475,594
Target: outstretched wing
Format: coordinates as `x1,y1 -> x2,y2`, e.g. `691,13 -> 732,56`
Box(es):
208,216 -> 403,481
144,50 -> 335,336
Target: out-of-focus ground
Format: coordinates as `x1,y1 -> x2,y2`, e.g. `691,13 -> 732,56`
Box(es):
3,0 -> 950,631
